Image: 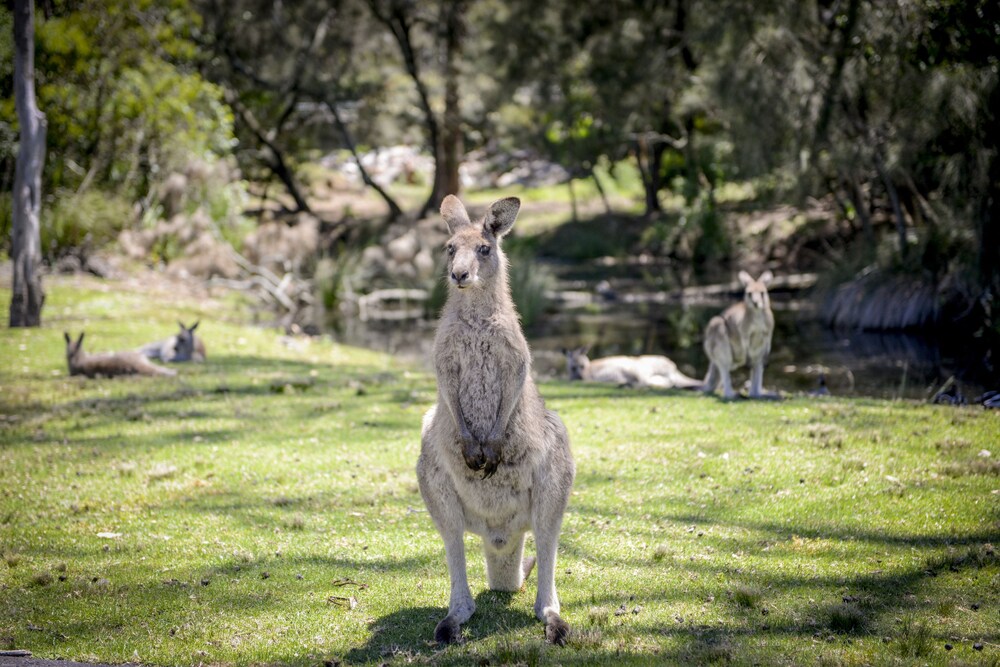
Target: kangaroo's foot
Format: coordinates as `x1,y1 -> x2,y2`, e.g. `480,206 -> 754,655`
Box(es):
543,610 -> 570,646
434,615 -> 463,644
522,555 -> 536,581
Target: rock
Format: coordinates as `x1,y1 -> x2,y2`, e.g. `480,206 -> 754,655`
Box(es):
387,230 -> 419,263
413,248 -> 436,279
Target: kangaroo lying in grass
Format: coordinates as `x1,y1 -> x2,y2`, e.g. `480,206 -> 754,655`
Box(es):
65,332 -> 176,378
702,270 -> 775,399
138,321 -> 206,362
563,347 -> 702,389
417,195 -> 575,646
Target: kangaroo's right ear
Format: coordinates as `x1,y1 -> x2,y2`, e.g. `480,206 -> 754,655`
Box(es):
484,197 -> 520,238
738,270 -> 753,286
64,332 -> 71,344
440,195 -> 472,234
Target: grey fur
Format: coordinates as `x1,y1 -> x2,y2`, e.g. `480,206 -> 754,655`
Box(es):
417,195 -> 575,646
65,332 -> 177,378
702,270 -> 775,399
138,321 -> 206,363
563,347 -> 702,389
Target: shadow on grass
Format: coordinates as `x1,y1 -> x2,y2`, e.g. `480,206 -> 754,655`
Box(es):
343,590 -> 539,664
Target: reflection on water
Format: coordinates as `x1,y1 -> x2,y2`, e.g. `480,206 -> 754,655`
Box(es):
340,285 -> 998,401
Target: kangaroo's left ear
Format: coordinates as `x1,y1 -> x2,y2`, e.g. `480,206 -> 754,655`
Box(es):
759,270 -> 774,285
189,321 -> 200,332
484,197 -> 520,238
441,195 -> 472,234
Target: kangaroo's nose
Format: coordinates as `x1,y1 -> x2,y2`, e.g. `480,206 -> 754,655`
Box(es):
452,271 -> 469,283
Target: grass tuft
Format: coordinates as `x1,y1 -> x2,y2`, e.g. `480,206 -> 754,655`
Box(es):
828,603 -> 867,634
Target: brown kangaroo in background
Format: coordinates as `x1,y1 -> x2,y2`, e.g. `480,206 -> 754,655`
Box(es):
563,347 -> 702,389
702,270 -> 775,399
64,332 -> 176,378
138,321 -> 206,362
417,195 -> 575,646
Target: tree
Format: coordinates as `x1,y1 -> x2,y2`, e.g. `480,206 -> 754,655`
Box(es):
367,0 -> 467,219
9,0 -> 46,327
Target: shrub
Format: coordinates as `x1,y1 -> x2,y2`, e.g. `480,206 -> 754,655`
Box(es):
41,189 -> 133,260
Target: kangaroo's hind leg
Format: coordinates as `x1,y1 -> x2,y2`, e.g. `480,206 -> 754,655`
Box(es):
532,412 -> 575,645
417,424 -> 475,644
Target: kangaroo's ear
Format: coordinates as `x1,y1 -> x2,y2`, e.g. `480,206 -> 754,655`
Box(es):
64,331 -> 71,345
484,197 -> 520,238
77,332 -> 85,347
440,195 -> 472,234
178,321 -> 186,330
738,270 -> 753,286
578,345 -> 589,356
758,270 -> 774,285
189,321 -> 199,332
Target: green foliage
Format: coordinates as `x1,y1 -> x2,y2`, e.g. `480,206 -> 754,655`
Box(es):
507,249 -> 553,329
40,189 -> 133,260
3,0 -> 235,206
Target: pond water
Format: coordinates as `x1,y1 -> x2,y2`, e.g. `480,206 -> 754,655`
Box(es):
339,269 -> 999,402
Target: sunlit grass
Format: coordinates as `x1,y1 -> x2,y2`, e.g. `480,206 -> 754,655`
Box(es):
1,275 -> 998,666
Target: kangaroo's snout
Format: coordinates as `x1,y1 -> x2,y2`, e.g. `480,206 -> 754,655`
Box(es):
451,270 -> 471,287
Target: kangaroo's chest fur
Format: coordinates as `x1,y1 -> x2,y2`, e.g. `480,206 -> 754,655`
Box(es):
436,310 -> 533,442
723,304 -> 773,364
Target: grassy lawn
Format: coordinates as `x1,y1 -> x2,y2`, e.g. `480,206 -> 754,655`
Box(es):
1,275 -> 998,666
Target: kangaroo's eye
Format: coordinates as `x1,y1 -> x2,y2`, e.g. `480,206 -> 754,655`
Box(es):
479,245 -> 491,257
446,244 -> 456,256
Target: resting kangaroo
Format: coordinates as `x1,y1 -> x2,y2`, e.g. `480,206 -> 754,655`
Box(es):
138,321 -> 206,362
64,332 -> 176,378
417,195 -> 575,646
563,347 -> 701,389
702,270 -> 774,399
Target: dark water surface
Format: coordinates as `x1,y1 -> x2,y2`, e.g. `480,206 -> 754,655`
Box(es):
340,274 -> 998,402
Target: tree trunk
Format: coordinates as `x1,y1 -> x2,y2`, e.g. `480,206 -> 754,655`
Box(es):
874,153 -> 907,259
323,100 -> 403,220
420,0 -> 465,219
979,78 -> 1000,294
589,166 -> 611,215
225,90 -> 312,215
10,0 -> 47,328
636,136 -> 663,217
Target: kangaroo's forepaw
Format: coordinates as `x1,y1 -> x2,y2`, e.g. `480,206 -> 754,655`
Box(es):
461,437 -> 485,472
481,448 -> 502,480
434,616 -> 462,645
544,613 -> 570,646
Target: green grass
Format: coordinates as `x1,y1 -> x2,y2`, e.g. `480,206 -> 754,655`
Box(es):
2,275 -> 999,666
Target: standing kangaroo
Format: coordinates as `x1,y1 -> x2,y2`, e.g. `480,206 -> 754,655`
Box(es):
702,270 -> 775,399
563,347 -> 702,389
138,321 -> 206,362
417,195 -> 575,646
64,332 -> 177,378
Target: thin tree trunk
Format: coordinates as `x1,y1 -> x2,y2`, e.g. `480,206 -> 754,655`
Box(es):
811,0 -> 861,158
874,153 -> 907,258
323,99 -> 403,220
635,136 -> 661,217
226,91 -> 312,215
10,0 -> 47,327
588,166 -> 611,215
847,171 -> 874,246
568,179 -> 578,222
433,0 -> 465,216
979,79 -> 1000,294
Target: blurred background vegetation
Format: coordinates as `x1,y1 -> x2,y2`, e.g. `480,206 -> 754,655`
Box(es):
2,0 -> 998,369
